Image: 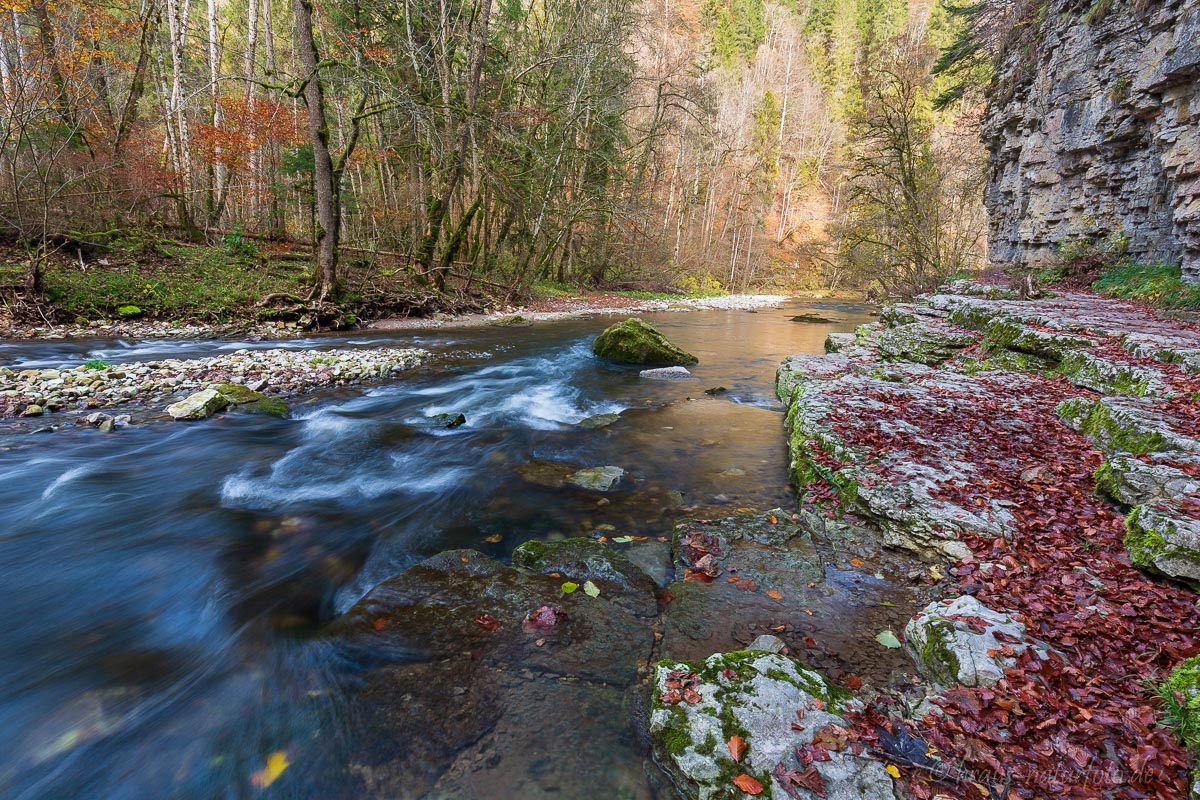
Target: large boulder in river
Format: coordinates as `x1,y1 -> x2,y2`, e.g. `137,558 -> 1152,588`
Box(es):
592,318 -> 698,366
650,650 -> 900,800
166,388 -> 229,420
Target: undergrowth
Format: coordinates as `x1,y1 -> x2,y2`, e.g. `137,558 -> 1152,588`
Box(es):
1093,263 -> 1200,309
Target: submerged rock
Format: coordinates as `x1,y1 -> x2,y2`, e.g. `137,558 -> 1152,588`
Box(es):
592,318 -> 698,366
578,412 -> 620,429
904,596 -> 1046,689
640,366 -> 695,380
567,465 -> 625,491
312,549 -> 660,799
650,650 -> 899,800
512,537 -> 657,615
166,388 -> 228,420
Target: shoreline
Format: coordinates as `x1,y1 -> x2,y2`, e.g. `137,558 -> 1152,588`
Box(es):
0,291 -> 861,342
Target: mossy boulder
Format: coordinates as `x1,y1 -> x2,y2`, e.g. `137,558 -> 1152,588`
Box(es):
215,383 -> 289,418
904,596 -> 1047,689
1125,504 -> 1200,587
592,318 -> 697,366
1059,351 -> 1165,396
649,650 -> 899,800
578,412 -> 620,429
1058,396 -> 1200,456
566,465 -> 624,491
1095,455 -> 1200,507
874,322 -> 978,366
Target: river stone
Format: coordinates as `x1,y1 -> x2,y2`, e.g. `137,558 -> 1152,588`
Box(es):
310,549 -> 660,799
639,366 -> 695,380
578,412 -> 620,429
215,383 -> 267,404
592,318 -> 698,366
650,651 -> 900,800
1125,503 -> 1200,587
567,465 -> 624,491
904,596 -> 1042,689
430,412 -> 467,428
512,537 -> 657,616
22,404 -> 43,417
166,388 -> 229,420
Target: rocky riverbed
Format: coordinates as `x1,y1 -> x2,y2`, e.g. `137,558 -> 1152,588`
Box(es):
0,346 -> 428,423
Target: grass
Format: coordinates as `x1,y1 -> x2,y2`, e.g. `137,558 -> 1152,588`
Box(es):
2,243 -> 312,322
1092,262 -> 1200,309
611,288 -> 727,300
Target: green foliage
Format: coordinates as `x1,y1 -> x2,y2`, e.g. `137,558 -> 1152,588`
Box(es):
83,358 -> 112,370
116,305 -> 142,317
1093,262 -> 1200,309
930,1 -> 996,110
703,0 -> 767,67
1084,0 -> 1114,25
221,227 -> 258,258
37,244 -> 307,321
1157,656 -> 1200,751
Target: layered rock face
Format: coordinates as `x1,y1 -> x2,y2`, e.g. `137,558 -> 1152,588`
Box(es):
984,0 -> 1200,280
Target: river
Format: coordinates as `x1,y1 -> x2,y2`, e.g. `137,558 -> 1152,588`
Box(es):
0,300 -> 884,799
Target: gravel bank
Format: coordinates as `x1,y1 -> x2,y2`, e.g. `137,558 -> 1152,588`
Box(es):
0,347 -> 429,421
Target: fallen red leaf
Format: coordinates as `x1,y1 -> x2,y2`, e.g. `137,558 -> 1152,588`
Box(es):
731,773 -> 763,794
728,734 -> 747,762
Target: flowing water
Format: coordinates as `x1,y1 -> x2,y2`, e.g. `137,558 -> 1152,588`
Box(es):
0,301 -> 886,799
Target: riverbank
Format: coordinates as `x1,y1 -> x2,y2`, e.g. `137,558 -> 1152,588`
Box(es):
0,347 -> 428,425
0,291 -> 800,341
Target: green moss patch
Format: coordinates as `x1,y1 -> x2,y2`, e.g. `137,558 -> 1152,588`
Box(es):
592,318 -> 698,366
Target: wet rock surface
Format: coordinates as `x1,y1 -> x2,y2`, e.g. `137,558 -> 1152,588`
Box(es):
310,547 -> 664,800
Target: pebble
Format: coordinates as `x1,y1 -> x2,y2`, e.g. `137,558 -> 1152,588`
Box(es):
0,347 -> 429,422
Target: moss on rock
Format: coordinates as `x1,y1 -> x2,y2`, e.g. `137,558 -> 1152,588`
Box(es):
1161,656 -> 1200,752
592,318 -> 697,366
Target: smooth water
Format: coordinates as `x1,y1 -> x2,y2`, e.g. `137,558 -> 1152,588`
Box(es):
0,302 -> 877,799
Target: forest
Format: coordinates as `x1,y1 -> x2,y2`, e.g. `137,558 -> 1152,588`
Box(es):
0,0 -> 994,315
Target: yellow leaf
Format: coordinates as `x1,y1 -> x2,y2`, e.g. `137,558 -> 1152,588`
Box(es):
251,751 -> 290,789
885,764 -> 901,779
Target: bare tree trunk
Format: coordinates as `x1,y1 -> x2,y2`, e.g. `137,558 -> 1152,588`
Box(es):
114,0 -> 156,153
293,0 -> 339,300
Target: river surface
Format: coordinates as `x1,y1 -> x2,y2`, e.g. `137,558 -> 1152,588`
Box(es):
0,301 -> 880,799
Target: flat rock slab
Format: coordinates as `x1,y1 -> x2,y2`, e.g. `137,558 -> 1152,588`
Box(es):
640,366 -> 695,380
567,465 -> 625,491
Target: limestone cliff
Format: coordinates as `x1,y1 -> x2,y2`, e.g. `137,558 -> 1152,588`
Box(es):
984,0 -> 1200,281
